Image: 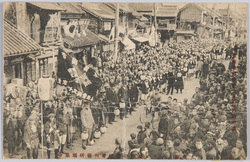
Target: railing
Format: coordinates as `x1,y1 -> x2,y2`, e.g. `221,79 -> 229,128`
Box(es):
157,24 -> 176,30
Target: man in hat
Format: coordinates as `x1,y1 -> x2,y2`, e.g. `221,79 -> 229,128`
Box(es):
23,115 -> 39,159
44,113 -> 60,159
104,82 -> 119,124
118,82 -> 129,119
137,125 -> 146,145
167,70 -> 175,95
158,107 -> 169,140
127,80 -> 139,114
148,138 -> 164,159
128,133 -> 140,151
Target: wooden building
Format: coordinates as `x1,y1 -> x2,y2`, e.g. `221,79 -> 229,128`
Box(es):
4,19 -> 41,86
156,4 -> 178,42
177,3 -> 224,40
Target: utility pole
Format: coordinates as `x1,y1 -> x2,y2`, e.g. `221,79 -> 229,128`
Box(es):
154,3 -> 157,45
226,3 -> 230,39
114,3 -> 119,62
211,3 -> 216,39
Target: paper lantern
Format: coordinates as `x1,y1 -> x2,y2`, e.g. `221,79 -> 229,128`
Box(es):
81,131 -> 88,140
94,130 -> 101,139
114,108 -> 120,116
38,78 -> 54,101
100,126 -> 106,134
119,102 -> 126,108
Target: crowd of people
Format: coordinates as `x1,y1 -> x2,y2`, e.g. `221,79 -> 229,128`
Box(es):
109,40 -> 247,160
3,37 -> 247,159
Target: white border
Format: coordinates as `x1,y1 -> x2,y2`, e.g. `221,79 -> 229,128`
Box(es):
0,1 -> 249,162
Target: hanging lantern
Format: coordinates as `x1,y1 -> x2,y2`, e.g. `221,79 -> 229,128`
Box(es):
81,130 -> 88,140
114,108 -> 120,116
119,102 -> 126,109
100,125 -> 106,134
94,130 -> 101,139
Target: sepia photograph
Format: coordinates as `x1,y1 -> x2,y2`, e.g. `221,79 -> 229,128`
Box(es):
2,2 -> 248,160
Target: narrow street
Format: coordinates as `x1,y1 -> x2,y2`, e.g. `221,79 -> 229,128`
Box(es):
4,61 -> 230,159
58,76 -> 200,159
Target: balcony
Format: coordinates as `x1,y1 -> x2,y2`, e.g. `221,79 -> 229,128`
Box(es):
157,23 -> 176,31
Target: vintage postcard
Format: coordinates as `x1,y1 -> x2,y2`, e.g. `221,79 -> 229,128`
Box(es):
3,2 -> 247,160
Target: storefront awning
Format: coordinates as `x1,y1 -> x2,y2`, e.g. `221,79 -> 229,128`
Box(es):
62,30 -> 101,48
98,34 -> 111,43
132,36 -> 149,43
176,30 -> 195,35
121,37 -> 136,50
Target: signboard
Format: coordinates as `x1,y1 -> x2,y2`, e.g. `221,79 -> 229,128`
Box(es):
38,77 -> 54,101
167,24 -> 176,30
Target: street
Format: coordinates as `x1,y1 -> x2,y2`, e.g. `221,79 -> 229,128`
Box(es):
50,75 -> 200,159
3,60 -> 232,159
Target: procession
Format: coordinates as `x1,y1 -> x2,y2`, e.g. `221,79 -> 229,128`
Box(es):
3,2 -> 247,160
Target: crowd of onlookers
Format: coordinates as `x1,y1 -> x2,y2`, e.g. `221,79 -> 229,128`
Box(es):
107,39 -> 247,160
3,38 -> 247,159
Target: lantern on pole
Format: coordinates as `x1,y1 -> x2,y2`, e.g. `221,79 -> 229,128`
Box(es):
37,76 -> 54,158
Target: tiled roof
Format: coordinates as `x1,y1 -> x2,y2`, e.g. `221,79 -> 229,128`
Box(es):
27,2 -> 65,11
62,29 -> 101,48
57,3 -> 85,14
79,3 -> 115,20
4,19 -> 41,57
156,6 -> 178,17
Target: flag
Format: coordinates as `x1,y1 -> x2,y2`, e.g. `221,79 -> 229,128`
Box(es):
109,26 -> 115,41
57,48 -> 102,97
79,73 -> 92,87
68,68 -> 78,78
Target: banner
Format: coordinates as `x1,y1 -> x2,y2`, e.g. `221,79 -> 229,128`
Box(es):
57,48 -> 102,97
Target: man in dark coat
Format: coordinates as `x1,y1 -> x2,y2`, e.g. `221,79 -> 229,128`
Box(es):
158,109 -> 169,139
118,84 -> 128,119
202,60 -> 209,79
128,133 -> 140,150
167,71 -> 175,95
148,138 -> 164,159
127,80 -> 139,114
104,83 -> 119,124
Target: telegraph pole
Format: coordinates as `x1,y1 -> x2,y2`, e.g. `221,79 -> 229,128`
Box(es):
114,3 -> 119,62
154,3 -> 157,45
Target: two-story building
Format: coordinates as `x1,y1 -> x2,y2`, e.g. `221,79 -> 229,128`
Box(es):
3,19 -> 41,87
78,3 -> 116,54
177,3 -> 225,42
155,4 -> 178,43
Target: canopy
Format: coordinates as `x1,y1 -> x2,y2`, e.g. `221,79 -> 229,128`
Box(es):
121,37 -> 135,50
132,36 -> 149,43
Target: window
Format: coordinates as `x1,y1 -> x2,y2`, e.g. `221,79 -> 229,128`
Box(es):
203,14 -> 207,23
14,63 -> 22,78
39,58 -> 48,78
26,61 -> 36,83
104,22 -> 112,31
